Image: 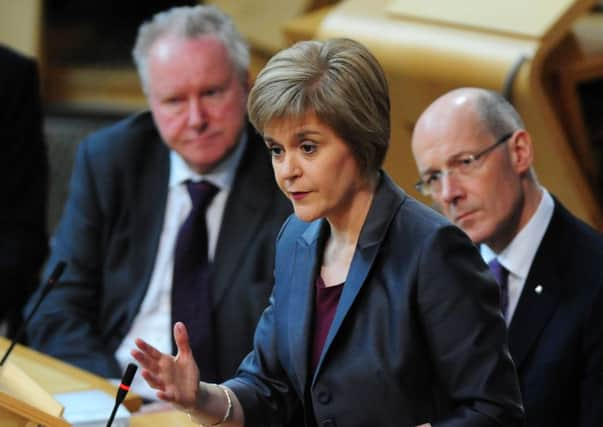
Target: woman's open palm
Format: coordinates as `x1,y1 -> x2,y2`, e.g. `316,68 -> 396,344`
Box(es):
132,322 -> 201,410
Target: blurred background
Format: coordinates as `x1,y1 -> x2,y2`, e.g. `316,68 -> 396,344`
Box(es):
1,0 -> 602,231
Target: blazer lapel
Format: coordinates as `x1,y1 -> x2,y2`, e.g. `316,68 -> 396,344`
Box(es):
210,190 -> 269,305
508,204 -> 564,369
289,220 -> 327,390
312,174 -> 403,382
211,128 -> 278,306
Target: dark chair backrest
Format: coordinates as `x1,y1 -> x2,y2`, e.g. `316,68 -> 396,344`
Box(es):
45,115 -> 121,234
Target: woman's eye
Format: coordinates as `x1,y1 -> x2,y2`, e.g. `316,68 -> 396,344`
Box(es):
301,143 -> 316,154
268,146 -> 283,156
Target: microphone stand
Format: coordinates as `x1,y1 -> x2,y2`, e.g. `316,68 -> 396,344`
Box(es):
0,261 -> 66,366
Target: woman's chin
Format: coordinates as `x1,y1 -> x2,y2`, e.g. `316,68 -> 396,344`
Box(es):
293,208 -> 320,223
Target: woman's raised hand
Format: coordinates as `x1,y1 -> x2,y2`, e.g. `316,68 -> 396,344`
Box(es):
131,321 -> 201,411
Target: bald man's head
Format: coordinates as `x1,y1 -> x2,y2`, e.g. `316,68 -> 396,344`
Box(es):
411,88 -> 540,252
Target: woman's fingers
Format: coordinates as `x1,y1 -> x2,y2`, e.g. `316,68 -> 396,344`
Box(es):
131,325 -> 200,407
141,369 -> 166,391
131,337 -> 168,372
131,349 -> 159,372
156,390 -> 175,402
132,324 -> 194,365
173,322 -> 193,358
134,337 -> 162,359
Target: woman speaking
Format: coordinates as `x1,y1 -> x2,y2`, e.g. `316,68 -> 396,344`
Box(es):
132,38 -> 524,427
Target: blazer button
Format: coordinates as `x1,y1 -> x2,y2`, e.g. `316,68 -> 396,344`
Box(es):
318,390 -> 332,404
321,419 -> 335,427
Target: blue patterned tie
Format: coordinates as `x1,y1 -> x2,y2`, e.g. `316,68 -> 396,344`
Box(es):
488,258 -> 509,318
172,180 -> 219,381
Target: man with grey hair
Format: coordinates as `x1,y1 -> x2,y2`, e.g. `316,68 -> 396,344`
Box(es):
25,5 -> 290,399
411,87 -> 603,427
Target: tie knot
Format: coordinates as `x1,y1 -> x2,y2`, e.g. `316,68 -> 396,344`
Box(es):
487,258 -> 509,287
186,180 -> 219,211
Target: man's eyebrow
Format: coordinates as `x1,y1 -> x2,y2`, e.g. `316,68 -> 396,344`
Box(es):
420,148 -> 478,174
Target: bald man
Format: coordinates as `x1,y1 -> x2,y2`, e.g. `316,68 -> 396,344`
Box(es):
410,87 -> 603,427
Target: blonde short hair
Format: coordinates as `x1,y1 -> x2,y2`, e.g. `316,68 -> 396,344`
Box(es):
248,38 -> 390,174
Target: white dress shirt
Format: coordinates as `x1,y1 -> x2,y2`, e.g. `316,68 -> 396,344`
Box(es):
114,136 -> 246,399
481,188 -> 554,326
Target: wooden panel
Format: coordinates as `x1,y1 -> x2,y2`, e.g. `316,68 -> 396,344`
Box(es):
386,0 -> 575,39
209,0 -> 340,78
316,0 -> 602,227
0,338 -> 142,413
0,0 -> 42,58
0,362 -> 64,418
44,66 -> 146,113
207,0 -> 312,53
131,410 -> 197,427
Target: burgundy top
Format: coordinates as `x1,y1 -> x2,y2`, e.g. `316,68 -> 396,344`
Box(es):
311,276 -> 344,372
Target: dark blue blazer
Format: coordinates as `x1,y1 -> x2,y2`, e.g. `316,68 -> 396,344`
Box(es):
25,112 -> 291,380
507,199 -> 603,427
226,174 -> 524,427
0,45 -> 48,334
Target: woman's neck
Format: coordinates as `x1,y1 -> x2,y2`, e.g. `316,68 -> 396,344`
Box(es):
321,174 -> 378,286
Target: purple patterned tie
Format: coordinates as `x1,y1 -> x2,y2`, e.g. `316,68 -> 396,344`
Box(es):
172,180 -> 219,381
488,258 -> 509,318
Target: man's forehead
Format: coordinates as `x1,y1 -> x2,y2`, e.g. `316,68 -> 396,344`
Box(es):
414,121 -> 491,171
150,34 -> 224,59
151,38 -> 173,61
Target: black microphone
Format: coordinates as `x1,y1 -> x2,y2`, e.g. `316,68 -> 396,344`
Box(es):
0,261 -> 67,366
106,363 -> 137,427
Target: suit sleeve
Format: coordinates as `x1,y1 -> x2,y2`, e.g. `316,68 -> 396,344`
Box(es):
25,137 -> 122,377
224,215 -> 301,427
417,225 -> 524,427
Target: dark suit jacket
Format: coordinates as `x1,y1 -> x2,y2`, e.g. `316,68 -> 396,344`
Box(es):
507,199 -> 603,427
0,45 -> 48,335
226,174 -> 524,427
25,112 -> 291,380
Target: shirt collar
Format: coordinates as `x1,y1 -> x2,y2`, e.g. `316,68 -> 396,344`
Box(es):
168,131 -> 248,191
481,188 -> 554,279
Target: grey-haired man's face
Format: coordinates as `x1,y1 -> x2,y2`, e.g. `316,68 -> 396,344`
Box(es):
147,35 -> 249,173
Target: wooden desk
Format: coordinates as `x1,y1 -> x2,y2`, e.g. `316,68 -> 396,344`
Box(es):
131,409 -> 196,427
0,337 -> 141,413
0,337 -> 201,425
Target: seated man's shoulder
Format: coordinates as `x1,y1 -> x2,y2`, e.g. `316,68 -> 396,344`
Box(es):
87,111 -> 158,147
552,199 -> 603,252
84,111 -> 159,153
549,199 -> 603,289
396,193 -> 460,246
